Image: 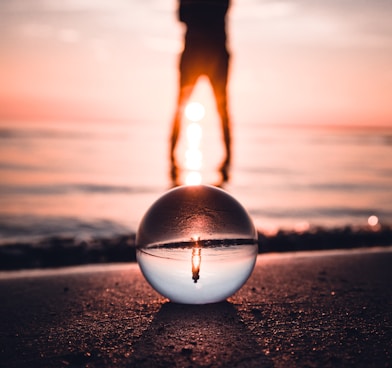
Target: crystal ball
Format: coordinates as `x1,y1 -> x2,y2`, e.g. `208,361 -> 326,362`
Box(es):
136,184 -> 258,304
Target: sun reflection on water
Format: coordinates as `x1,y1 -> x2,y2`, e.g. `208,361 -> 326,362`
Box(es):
184,105 -> 204,185
185,102 -> 205,122
171,99 -> 229,187
185,171 -> 202,185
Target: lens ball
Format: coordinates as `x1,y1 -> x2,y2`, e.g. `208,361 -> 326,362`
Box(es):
136,185 -> 258,304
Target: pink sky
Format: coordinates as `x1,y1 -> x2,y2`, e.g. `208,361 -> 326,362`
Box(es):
0,0 -> 391,127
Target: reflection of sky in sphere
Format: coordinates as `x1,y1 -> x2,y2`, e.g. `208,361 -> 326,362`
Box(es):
137,245 -> 257,304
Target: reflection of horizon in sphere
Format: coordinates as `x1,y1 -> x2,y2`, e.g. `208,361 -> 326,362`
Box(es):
136,185 -> 258,304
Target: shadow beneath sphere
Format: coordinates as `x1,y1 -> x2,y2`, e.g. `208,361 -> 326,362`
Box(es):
129,301 -> 272,367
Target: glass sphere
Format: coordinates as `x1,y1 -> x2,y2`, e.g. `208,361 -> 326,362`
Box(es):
136,184 -> 258,304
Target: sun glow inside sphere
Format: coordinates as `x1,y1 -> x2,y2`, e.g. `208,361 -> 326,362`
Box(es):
185,102 -> 205,122
136,185 -> 258,304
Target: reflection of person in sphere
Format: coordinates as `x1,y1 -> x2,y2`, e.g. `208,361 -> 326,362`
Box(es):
170,0 -> 232,174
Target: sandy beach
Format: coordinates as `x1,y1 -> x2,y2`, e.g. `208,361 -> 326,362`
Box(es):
1,247 -> 391,367
1,2 -> 392,366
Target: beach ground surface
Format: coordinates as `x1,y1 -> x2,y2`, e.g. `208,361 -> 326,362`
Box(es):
1,247 -> 391,367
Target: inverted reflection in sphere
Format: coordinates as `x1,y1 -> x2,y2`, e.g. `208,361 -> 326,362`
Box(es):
136,185 -> 258,304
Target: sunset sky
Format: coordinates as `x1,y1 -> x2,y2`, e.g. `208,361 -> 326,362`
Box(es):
0,0 -> 391,127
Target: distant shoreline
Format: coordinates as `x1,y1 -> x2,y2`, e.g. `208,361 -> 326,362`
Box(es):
0,225 -> 391,271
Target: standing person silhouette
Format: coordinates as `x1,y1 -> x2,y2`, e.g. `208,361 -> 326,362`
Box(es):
170,0 -> 232,179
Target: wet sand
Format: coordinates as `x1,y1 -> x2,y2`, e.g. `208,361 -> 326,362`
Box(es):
1,247 -> 391,367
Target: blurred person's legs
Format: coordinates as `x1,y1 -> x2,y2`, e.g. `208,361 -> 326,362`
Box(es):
170,50 -> 197,167
209,49 -> 231,171
170,48 -> 231,172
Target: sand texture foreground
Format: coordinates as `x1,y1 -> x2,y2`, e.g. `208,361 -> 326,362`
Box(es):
0,247 -> 391,367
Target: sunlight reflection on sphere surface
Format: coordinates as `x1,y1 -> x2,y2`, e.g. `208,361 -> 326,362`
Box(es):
136,185 -> 258,304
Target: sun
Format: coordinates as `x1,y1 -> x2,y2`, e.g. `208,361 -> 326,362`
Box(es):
185,102 -> 205,122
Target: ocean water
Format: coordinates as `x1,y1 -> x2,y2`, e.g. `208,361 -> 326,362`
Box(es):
1,120 -> 391,244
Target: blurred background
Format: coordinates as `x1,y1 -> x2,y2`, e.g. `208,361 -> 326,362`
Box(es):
1,0 -> 392,244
